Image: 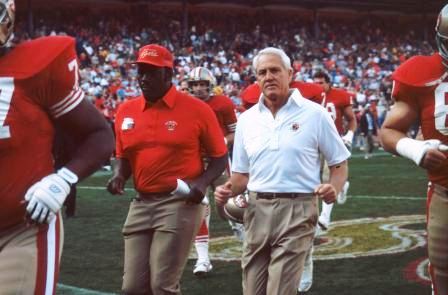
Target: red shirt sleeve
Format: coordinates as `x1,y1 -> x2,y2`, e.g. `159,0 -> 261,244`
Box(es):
34,45 -> 84,118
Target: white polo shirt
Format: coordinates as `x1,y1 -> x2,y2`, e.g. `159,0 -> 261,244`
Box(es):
232,89 -> 350,193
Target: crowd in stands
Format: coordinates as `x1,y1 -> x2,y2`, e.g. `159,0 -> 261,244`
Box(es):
14,8 -> 436,150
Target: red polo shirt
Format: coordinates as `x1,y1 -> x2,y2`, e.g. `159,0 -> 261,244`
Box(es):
115,85 -> 227,193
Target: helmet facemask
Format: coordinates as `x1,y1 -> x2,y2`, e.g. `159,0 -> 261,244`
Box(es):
436,5 -> 448,67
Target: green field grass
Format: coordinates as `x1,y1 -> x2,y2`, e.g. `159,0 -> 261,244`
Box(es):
58,151 -> 432,295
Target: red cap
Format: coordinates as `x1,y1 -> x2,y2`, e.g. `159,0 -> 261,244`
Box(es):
241,83 -> 261,104
134,44 -> 174,68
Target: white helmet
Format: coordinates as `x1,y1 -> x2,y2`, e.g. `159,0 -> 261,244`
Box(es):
436,4 -> 448,66
0,0 -> 14,47
188,66 -> 217,93
216,193 -> 248,224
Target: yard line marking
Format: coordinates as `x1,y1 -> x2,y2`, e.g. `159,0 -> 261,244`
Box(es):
57,283 -> 117,295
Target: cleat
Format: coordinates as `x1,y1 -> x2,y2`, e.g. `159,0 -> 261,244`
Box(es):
193,261 -> 213,276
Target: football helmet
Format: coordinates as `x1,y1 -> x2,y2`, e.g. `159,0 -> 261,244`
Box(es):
216,193 -> 248,224
436,4 -> 448,66
0,0 -> 14,47
188,67 -> 216,100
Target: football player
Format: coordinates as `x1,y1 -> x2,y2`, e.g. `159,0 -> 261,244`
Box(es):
188,66 -> 238,275
380,4 -> 448,295
298,71 -> 356,293
0,1 -> 114,293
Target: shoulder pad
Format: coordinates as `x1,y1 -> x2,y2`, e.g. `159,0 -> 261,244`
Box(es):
0,36 -> 75,79
392,53 -> 447,87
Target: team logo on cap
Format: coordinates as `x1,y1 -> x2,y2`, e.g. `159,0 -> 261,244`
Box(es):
165,120 -> 178,131
140,49 -> 159,59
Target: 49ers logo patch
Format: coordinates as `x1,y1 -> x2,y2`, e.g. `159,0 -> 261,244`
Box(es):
165,120 -> 178,131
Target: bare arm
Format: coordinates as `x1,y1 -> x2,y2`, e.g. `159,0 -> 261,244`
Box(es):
191,153 -> 228,195
380,101 -> 447,170
343,105 -> 357,132
380,101 -> 417,154
56,99 -> 115,180
315,160 -> 348,204
225,132 -> 235,146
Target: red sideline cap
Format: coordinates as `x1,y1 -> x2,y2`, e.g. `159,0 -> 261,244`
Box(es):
134,44 -> 173,68
241,83 -> 261,104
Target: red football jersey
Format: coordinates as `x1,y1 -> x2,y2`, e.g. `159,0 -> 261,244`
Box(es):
0,36 -> 84,230
392,53 -> 448,187
324,88 -> 354,134
290,81 -> 325,105
206,94 -> 237,136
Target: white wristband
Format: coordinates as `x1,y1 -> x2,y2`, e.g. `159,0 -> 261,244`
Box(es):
57,167 -> 79,184
396,138 -> 442,166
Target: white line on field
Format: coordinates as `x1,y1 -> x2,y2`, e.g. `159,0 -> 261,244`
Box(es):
77,186 -> 425,200
57,283 -> 117,295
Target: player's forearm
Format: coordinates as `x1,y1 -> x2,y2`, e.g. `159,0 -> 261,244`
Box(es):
225,133 -> 235,146
379,127 -> 407,155
347,118 -> 357,133
64,127 -> 115,180
328,161 -> 348,195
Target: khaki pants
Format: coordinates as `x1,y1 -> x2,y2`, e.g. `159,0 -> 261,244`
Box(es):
428,183 -> 448,295
242,192 -> 318,295
122,194 -> 204,295
0,214 -> 63,295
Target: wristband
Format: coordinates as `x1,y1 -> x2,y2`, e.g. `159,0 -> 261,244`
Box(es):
396,138 -> 440,166
57,167 -> 79,184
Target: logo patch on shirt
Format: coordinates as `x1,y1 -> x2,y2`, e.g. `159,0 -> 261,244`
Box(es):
121,118 -> 135,130
291,122 -> 300,132
165,120 -> 178,131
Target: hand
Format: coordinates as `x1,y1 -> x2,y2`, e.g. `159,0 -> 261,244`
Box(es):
420,145 -> 448,171
314,183 -> 337,204
214,182 -> 233,206
24,173 -> 71,223
185,186 -> 206,205
107,176 -> 126,195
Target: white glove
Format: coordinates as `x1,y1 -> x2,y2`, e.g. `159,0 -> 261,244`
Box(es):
25,168 -> 78,223
396,138 -> 448,166
342,130 -> 354,148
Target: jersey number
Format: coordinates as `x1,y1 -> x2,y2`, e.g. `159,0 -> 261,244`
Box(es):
326,102 -> 337,121
434,83 -> 448,135
0,59 -> 79,139
0,77 -> 15,139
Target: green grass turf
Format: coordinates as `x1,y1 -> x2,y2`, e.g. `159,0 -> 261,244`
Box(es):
58,151 -> 432,294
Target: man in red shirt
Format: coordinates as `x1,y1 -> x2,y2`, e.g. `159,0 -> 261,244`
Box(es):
0,1 -> 114,293
107,44 -> 227,294
187,66 -> 238,275
381,5 -> 448,294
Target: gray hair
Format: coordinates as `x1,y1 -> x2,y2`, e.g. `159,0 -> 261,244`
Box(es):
252,47 -> 292,73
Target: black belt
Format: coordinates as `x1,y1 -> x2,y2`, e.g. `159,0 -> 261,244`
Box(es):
255,192 -> 315,199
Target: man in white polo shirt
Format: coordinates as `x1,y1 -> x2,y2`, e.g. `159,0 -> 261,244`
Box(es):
215,47 -> 350,295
